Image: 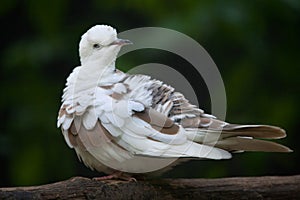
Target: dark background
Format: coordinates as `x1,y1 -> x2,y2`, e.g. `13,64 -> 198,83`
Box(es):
0,1 -> 299,186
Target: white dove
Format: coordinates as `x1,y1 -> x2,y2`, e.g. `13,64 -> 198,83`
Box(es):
57,25 -> 291,180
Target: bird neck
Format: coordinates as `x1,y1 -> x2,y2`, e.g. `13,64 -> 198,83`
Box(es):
78,61 -> 116,85
63,62 -> 119,101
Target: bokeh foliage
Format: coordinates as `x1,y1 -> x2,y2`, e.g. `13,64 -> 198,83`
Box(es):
0,0 -> 299,186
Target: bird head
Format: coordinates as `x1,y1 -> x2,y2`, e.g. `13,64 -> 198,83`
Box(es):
79,25 -> 132,65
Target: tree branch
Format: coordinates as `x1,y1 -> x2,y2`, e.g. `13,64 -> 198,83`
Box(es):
1,175 -> 300,199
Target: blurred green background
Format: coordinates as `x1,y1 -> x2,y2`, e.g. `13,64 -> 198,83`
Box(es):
0,0 -> 299,186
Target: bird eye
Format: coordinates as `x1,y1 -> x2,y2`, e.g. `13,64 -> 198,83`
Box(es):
93,43 -> 101,49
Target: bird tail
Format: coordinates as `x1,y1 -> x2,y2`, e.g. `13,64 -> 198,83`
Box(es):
186,124 -> 292,153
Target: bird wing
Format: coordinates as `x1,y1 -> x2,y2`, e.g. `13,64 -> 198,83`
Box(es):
121,74 -> 291,153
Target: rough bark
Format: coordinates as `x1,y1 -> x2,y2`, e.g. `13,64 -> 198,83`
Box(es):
1,175 -> 300,200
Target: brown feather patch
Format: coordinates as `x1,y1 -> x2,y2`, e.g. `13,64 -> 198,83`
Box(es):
110,92 -> 123,100
151,124 -> 179,135
134,108 -> 173,128
68,128 -> 79,148
58,105 -> 68,118
99,85 -> 113,90
134,108 -> 179,135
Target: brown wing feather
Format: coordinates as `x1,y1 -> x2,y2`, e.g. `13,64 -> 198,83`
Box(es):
134,108 -> 179,135
67,120 -> 132,173
68,120 -> 128,151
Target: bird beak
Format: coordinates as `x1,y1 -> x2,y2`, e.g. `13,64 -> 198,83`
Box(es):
110,39 -> 132,46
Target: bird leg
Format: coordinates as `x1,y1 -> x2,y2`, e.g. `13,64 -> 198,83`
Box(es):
93,171 -> 137,182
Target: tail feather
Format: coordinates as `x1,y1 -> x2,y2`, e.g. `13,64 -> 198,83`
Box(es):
213,137 -> 292,152
222,124 -> 286,139
186,124 -> 292,153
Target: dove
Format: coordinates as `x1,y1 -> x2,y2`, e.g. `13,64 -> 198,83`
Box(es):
57,25 -> 291,180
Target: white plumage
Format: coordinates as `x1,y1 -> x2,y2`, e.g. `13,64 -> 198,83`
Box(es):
57,25 -> 291,177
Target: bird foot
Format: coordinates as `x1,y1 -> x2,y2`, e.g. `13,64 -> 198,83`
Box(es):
93,171 -> 137,182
